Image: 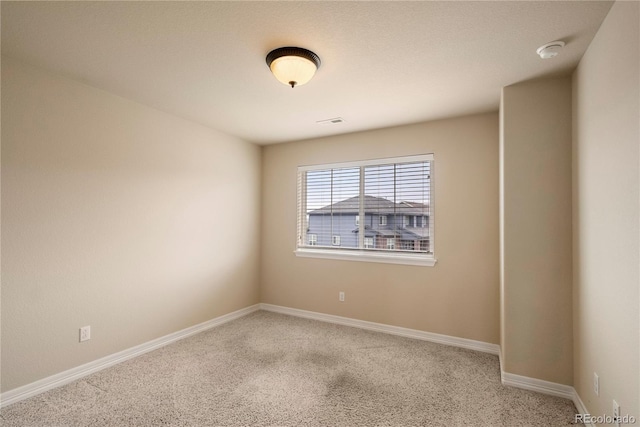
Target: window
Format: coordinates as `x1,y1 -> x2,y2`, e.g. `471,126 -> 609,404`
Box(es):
387,238 -> 396,250
364,237 -> 374,248
296,154 -> 435,266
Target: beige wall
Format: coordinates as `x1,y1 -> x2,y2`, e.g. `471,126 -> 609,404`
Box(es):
500,77 -> 573,384
261,113 -> 500,344
5,1 -> 638,404
1,57 -> 262,392
572,0 -> 639,420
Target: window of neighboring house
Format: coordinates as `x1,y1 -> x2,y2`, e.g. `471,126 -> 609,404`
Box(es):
364,237 -> 374,248
402,240 -> 414,250
296,154 -> 435,267
387,238 -> 396,250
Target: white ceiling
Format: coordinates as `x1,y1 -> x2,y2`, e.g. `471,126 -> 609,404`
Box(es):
1,1 -> 613,145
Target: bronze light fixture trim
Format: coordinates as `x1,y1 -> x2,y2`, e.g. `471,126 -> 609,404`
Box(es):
266,47 -> 321,88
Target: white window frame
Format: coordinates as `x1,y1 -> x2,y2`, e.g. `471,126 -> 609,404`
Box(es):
308,234 -> 317,246
387,238 -> 396,250
355,215 -> 360,226
295,154 -> 436,267
364,237 -> 374,249
332,235 -> 341,246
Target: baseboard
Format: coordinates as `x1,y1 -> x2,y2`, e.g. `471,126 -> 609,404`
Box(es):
498,348 -> 592,412
259,303 -> 500,355
498,346 -> 572,400
0,304 -> 261,408
500,370 -> 575,399
572,391 -> 595,427
499,370 -> 592,425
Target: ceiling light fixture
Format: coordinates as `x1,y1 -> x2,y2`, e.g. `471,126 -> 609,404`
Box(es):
536,41 -> 565,59
266,47 -> 321,88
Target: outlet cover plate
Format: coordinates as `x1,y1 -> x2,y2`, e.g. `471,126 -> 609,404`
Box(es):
80,325 -> 91,342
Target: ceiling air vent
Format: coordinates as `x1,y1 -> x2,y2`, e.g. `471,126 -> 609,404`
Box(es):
316,117 -> 345,125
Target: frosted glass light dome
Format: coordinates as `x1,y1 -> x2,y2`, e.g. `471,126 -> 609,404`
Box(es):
266,47 -> 321,88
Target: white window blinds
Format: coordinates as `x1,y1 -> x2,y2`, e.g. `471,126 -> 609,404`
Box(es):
297,154 -> 434,258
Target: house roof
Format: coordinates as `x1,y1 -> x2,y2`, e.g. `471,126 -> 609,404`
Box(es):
370,228 -> 399,238
352,225 -> 398,237
310,195 -> 429,215
353,226 -> 429,239
402,227 -> 430,239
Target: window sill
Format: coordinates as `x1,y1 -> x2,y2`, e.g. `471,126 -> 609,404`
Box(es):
294,248 -> 437,267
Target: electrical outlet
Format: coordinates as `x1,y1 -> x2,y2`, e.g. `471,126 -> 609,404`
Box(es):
613,400 -> 620,427
80,325 -> 91,342
339,291 -> 345,302
594,372 -> 599,396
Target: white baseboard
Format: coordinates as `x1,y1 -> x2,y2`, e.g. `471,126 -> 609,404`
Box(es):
500,370 -> 575,399
1,304 -> 261,408
498,349 -> 592,425
572,391 -> 595,427
259,303 -> 500,355
500,372 -> 593,426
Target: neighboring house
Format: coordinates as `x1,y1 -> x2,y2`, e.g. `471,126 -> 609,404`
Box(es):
307,195 -> 431,252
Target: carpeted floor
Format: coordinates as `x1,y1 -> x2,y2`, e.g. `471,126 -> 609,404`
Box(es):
1,311 -> 580,426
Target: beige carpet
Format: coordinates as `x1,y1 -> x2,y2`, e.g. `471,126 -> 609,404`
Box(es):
1,311 -> 579,426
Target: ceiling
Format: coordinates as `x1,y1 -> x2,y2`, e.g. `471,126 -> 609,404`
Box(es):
1,1 -> 613,145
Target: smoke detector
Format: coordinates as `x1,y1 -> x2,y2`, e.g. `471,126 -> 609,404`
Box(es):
536,41 -> 565,59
